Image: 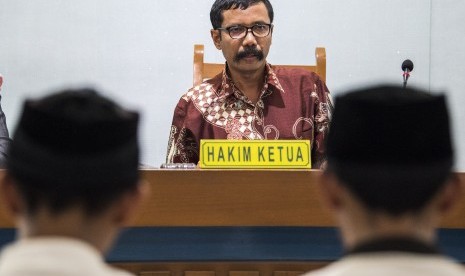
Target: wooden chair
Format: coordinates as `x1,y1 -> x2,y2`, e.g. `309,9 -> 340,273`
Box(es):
193,44 -> 326,86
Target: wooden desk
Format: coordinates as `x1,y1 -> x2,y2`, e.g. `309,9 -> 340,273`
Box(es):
4,169 -> 463,227
3,169 -> 330,227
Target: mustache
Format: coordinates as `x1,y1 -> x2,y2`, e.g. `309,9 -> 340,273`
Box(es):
234,47 -> 264,62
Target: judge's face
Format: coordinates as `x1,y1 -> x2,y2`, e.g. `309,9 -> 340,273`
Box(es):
211,2 -> 273,76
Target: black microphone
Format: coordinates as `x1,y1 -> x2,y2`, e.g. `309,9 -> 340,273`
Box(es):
401,59 -> 414,88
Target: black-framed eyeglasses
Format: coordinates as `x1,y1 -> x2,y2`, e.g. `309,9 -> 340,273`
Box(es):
216,23 -> 272,39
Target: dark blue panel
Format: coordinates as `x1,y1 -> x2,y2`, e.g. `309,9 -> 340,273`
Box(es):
0,229 -> 14,246
438,228 -> 465,260
107,227 -> 343,262
1,227 -> 465,263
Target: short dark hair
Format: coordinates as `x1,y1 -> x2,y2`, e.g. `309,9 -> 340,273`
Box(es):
210,0 -> 274,29
325,85 -> 453,216
7,88 -> 140,216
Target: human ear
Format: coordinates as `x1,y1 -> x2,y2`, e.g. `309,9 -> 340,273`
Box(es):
211,29 -> 222,50
318,171 -> 344,211
0,173 -> 24,216
437,173 -> 462,214
114,180 -> 150,226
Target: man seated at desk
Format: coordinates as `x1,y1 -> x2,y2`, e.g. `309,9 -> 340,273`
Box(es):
166,0 -> 332,168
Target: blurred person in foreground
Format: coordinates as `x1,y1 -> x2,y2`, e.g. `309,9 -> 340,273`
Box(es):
303,85 -> 465,276
0,88 -> 147,276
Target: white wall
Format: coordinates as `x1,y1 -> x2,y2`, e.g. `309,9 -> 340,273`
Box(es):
0,0 -> 464,169
430,0 -> 465,171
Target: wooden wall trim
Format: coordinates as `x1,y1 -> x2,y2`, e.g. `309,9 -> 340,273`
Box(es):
113,261 -> 329,276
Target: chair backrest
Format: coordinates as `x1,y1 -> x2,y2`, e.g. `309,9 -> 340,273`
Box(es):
193,44 -> 326,86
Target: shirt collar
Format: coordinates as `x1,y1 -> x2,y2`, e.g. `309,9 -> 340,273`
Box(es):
346,237 -> 440,256
217,62 -> 286,99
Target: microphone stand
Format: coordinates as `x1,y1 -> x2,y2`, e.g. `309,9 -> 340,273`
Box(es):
403,69 -> 410,89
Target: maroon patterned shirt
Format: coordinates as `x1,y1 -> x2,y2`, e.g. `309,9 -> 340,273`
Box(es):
166,63 -> 332,168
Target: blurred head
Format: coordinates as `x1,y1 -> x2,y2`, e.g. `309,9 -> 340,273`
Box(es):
5,88 -> 140,217
210,0 -> 274,76
325,85 -> 454,216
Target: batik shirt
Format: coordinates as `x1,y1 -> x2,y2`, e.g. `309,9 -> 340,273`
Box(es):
166,63 -> 332,168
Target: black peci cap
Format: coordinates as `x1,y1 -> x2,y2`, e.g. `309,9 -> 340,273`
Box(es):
326,85 -> 453,167
325,85 -> 454,214
7,88 -> 140,188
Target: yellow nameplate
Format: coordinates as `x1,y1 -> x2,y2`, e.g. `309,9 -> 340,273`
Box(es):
199,139 -> 311,169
